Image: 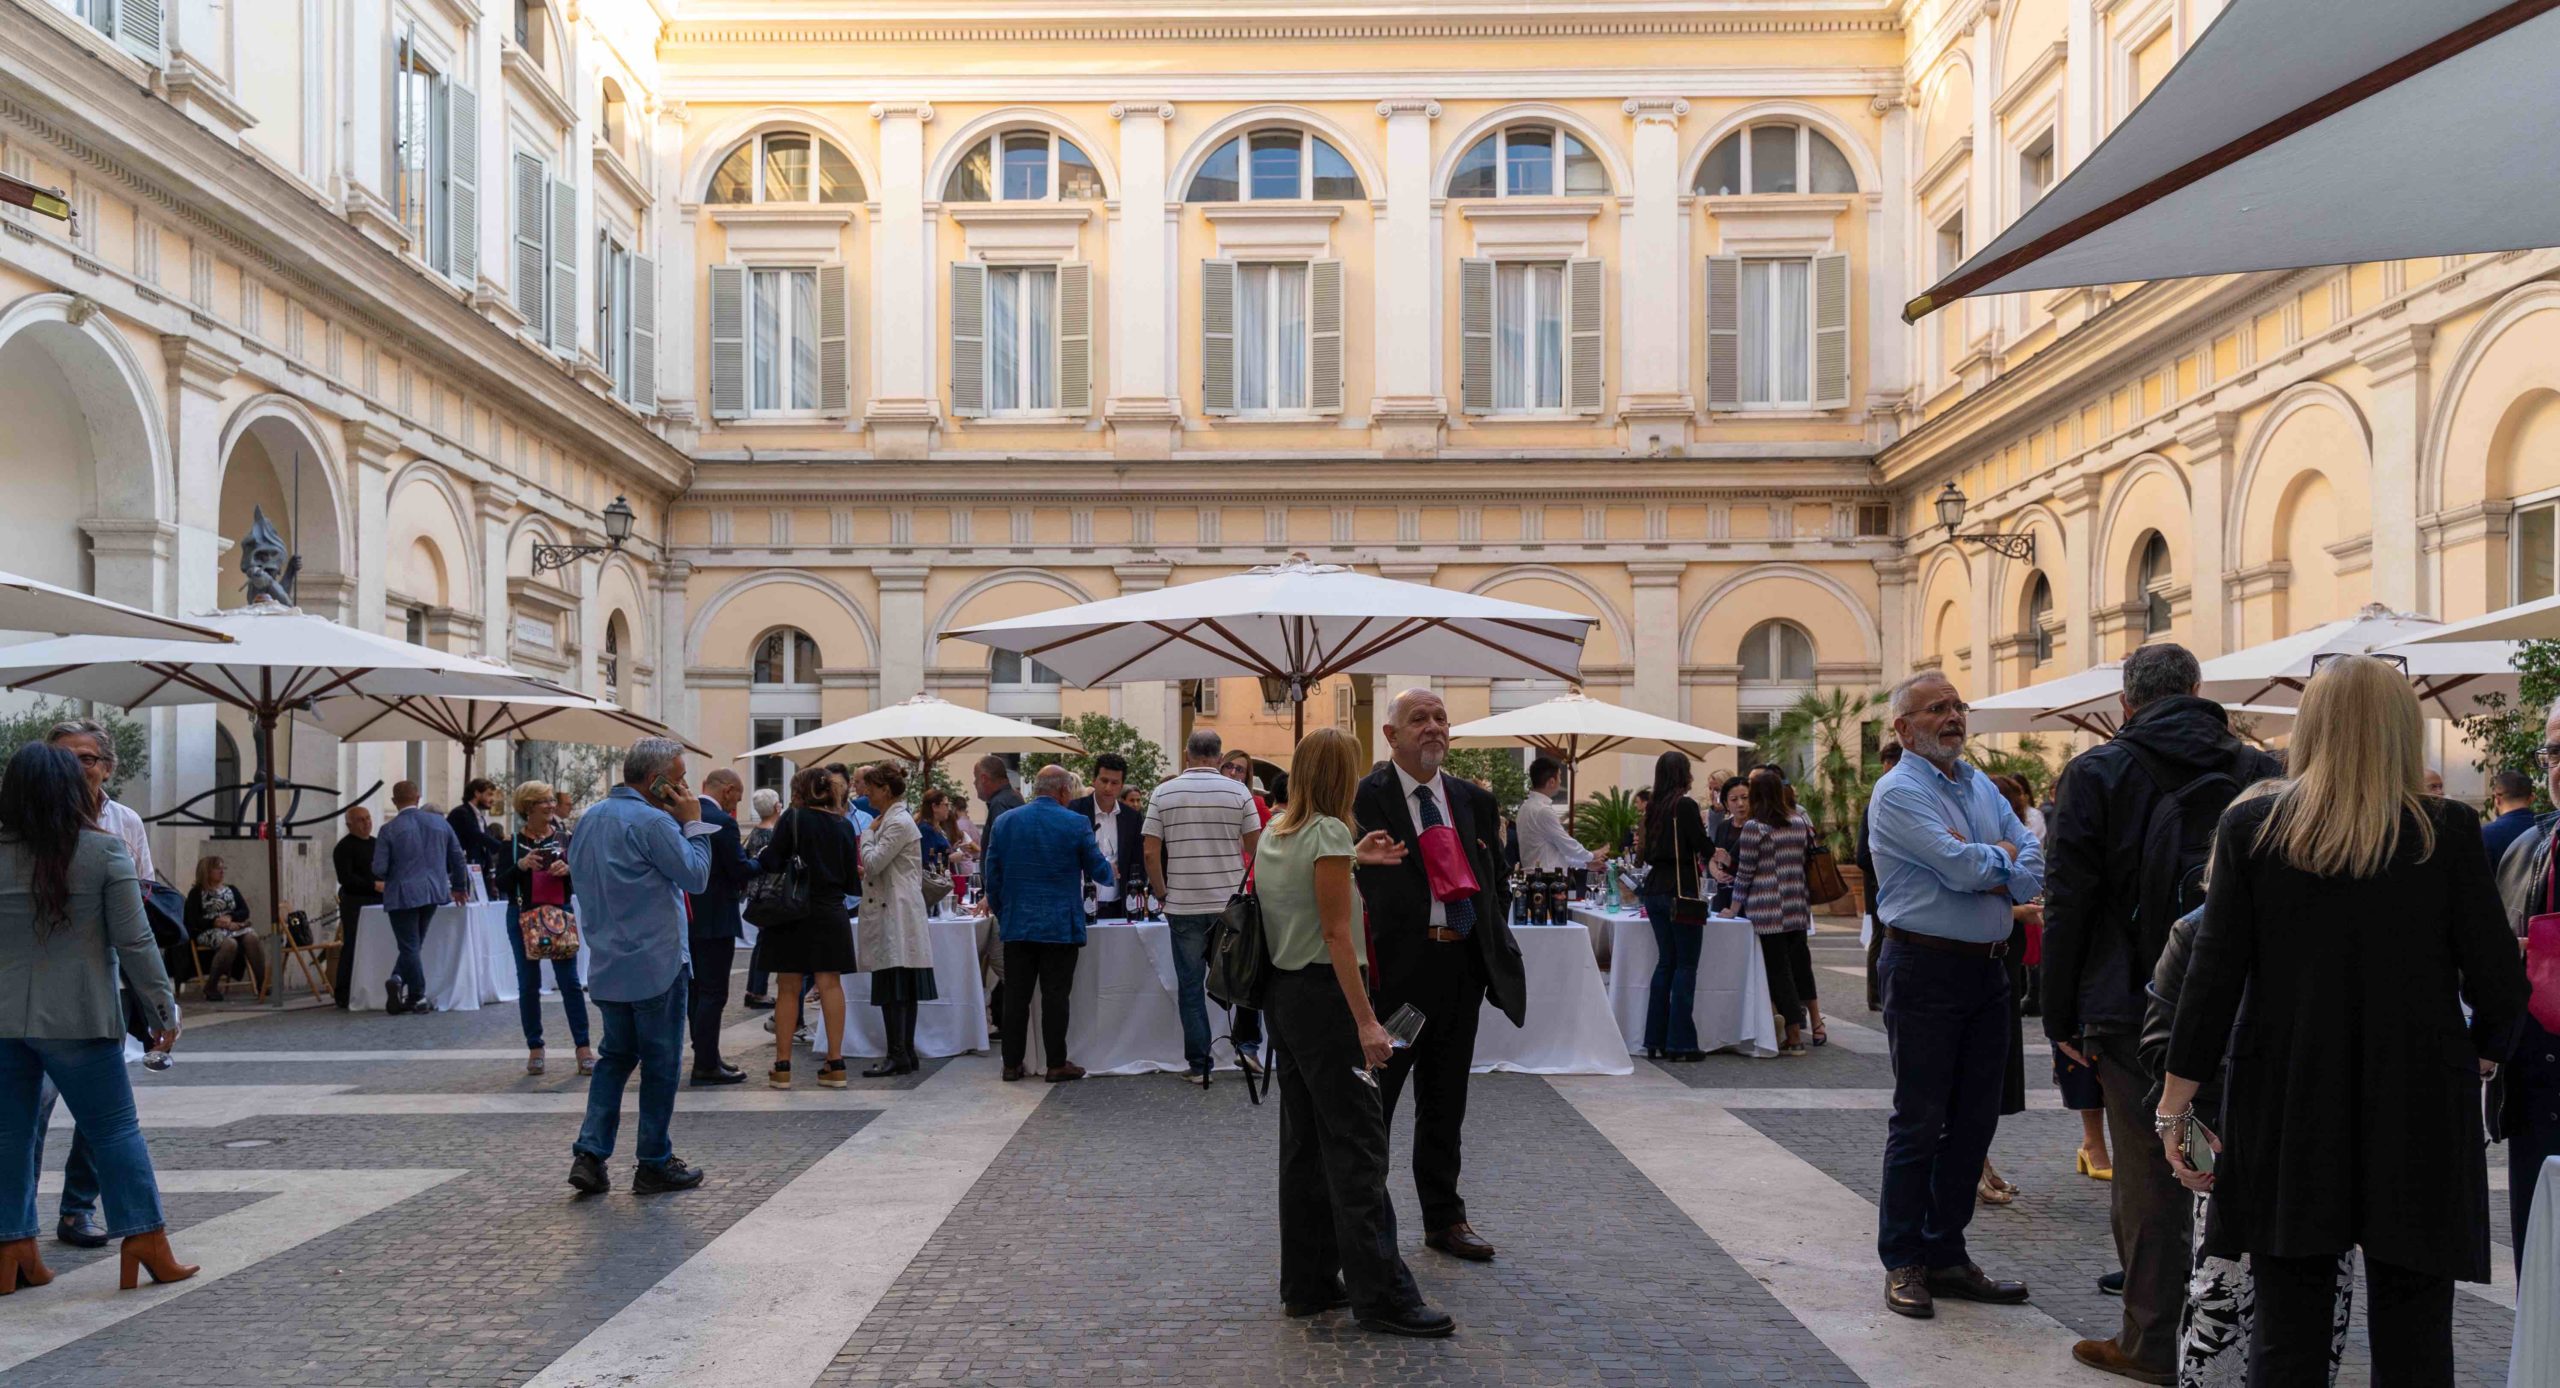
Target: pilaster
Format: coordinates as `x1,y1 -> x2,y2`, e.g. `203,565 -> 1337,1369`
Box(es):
1374,560 -> 1440,698
2055,472 -> 2103,671
2175,411 -> 2238,656
1874,555 -> 1915,681
656,101 -> 698,423
474,477 -> 518,662
867,102 -> 940,459
1105,101 -> 1183,457
1114,561 -> 1177,756
875,564 -> 930,703
1617,99 -> 1692,453
1627,560 -> 1686,718
160,333 -> 239,621
655,560 -> 693,730
1371,99 -> 1446,456
2356,325 -> 2434,610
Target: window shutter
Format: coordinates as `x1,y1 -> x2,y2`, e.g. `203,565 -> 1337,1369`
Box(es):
1566,256 -> 1605,414
547,178 -> 577,354
708,263 -> 746,419
1459,258 -> 1495,415
511,153 -> 545,328
949,261 -> 988,418
1057,261 -> 1092,416
445,82 -> 478,284
1309,258 -> 1344,415
1812,250 -> 1852,410
1200,258 -> 1236,416
1704,253 -> 1742,411
816,262 -> 850,416
628,254 -> 657,410
112,0 -> 162,59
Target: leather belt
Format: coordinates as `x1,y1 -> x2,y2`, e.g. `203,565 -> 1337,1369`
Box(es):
1884,924 -> 2008,958
1424,926 -> 1470,943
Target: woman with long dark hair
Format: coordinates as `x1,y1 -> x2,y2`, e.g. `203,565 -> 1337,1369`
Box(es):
1638,750 -> 1712,1062
0,742 -> 193,1294
759,764 -> 859,1090
1729,768 -> 1820,1057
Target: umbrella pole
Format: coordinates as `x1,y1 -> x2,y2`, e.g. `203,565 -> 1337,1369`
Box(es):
255,700 -> 286,1011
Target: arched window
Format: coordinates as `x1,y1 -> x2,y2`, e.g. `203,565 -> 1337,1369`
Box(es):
988,648 -> 1063,723
1447,124 -> 1609,198
749,628 -> 823,795
2138,533 -> 2174,636
602,615 -> 625,700
600,79 -> 630,159
1186,129 -> 1364,201
1693,122 -> 1858,196
944,130 -> 1105,203
1737,619 -> 1817,776
2024,573 -> 2054,665
707,132 -> 864,204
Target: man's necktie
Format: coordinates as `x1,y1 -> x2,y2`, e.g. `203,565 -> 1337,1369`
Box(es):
1413,783 -> 1475,938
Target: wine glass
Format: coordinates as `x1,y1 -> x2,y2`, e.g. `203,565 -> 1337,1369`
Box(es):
1352,1004 -> 1426,1088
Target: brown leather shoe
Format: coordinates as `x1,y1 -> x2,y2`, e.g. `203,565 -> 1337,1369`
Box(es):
1885,1265 -> 1933,1318
117,1231 -> 199,1291
1044,1063 -> 1086,1083
1424,1222 -> 1497,1261
2072,1339 -> 2175,1385
1927,1262 -> 2029,1304
1001,1065 -> 1027,1082
0,1237 -> 55,1294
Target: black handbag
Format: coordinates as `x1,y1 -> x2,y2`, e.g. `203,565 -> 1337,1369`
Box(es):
1671,811 -> 1710,925
1205,890 -> 1269,1011
742,809 -> 813,929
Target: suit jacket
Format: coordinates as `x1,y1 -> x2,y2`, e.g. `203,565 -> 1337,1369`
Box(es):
686,798 -> 756,939
374,806 -> 468,911
447,803 -> 504,880
984,796 -> 1112,945
1068,794 -> 1148,898
1352,764 -> 1525,1026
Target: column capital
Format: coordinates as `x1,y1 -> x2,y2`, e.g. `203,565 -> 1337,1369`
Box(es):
2354,323 -> 2435,387
79,517 -> 178,564
653,558 -> 693,591
1870,92 -> 1909,116
1872,555 -> 1916,584
1626,560 -> 1687,588
650,98 -> 689,126
1109,101 -> 1176,123
1621,97 -> 1690,126
1114,560 -> 1174,592
1376,562 -> 1439,582
2174,410 -> 2241,461
868,101 -> 936,123
159,333 -> 241,398
2055,470 -> 2107,515
474,476 -> 520,523
1375,98 -> 1443,121
343,419 -> 401,470
873,564 -> 930,593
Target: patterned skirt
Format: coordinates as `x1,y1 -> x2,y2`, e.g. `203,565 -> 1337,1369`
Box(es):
2179,1191 -> 2353,1386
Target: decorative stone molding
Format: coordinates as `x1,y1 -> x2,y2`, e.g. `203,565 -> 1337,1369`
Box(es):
2227,560 -> 2291,601
161,59 -> 257,146
80,517 -> 177,566
1109,101 -> 1175,122
867,102 -> 937,123
2174,411 -> 2239,460
159,332 -> 241,397
2355,324 -> 2435,387
1374,99 -> 1443,120
1621,97 -> 1689,125
873,565 -> 929,593
2324,532 -> 2374,575
343,419 -> 400,470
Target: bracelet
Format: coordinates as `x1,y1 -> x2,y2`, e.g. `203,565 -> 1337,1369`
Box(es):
2152,1109 -> 2192,1134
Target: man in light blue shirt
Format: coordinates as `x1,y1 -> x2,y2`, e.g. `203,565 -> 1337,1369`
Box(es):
1865,671 -> 2042,1322
566,738 -> 717,1197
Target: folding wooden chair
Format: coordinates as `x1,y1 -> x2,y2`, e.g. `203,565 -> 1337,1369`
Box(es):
279,907 -> 341,1002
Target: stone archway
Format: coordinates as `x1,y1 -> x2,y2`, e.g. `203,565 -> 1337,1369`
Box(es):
216,398 -> 350,616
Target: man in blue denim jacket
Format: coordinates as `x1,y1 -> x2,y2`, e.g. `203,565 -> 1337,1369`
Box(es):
985,764 -> 1112,1082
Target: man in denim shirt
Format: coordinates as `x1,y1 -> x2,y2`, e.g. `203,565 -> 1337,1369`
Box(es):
985,764 -> 1113,1082
1866,671 -> 2045,1321
565,738 -> 717,1196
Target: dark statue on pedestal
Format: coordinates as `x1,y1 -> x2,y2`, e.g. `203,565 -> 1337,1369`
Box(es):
239,506 -> 299,607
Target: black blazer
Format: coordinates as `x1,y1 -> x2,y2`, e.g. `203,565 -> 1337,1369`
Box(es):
446,804 -> 504,881
687,798 -> 757,940
1353,765 -> 1525,1026
1068,795 -> 1149,897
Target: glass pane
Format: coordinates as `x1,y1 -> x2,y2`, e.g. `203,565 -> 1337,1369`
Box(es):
991,649 -> 1022,685
1248,131 -> 1301,199
947,138 -> 992,202
794,632 -> 819,677
1809,130 -> 1857,193
753,633 -> 783,684
1741,623 -> 1773,682
1031,658 -> 1060,686
1504,127 -> 1553,196
1448,134 -> 1498,198
709,142 -> 753,203
1026,268 -> 1056,408
1749,125 -> 1798,194
1533,263 -> 1563,408
1002,133 -> 1049,200
815,140 -> 863,202
1495,263 -> 1526,409
763,133 -> 811,201
2521,506 -> 2558,602
751,269 -> 782,410
1779,624 -> 1815,681
1057,139 -> 1105,200
1776,259 -> 1810,404
1236,264 -> 1269,411
1275,261 -> 1307,409
1310,138 -> 1361,199
1739,260 -> 1772,405
1561,132 -> 1607,193
989,270 -> 1019,411
1188,137 -> 1240,202
790,269 -> 819,409
1696,135 -> 1741,196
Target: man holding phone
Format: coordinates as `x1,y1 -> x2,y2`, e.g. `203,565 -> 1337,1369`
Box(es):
566,738 -> 717,1196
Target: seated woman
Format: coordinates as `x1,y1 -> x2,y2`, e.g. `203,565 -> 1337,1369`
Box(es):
182,856 -> 265,1003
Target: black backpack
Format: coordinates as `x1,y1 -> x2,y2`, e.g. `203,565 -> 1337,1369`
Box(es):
2119,740 -> 2248,968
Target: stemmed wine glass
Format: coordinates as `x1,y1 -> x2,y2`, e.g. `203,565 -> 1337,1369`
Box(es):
1352,1004 -> 1426,1088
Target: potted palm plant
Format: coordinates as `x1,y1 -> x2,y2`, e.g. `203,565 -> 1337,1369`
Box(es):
1760,687 -> 1888,915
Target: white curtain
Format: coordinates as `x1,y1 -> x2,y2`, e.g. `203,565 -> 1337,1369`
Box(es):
1776,259 -> 1809,405
751,268 -> 783,410
989,269 -> 1020,411
1496,263 -> 1527,410
1533,263 -> 1563,409
1274,263 -> 1307,409
1237,264 -> 1270,411
789,268 -> 819,410
1739,261 -> 1771,405
1025,268 -> 1056,410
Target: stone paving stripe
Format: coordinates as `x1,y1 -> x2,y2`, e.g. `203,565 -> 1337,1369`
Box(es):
95,1083 -> 909,1129
1694,1087 -> 2073,1110
1817,1016 -> 1892,1055
1549,1065 -> 2091,1387
0,1168 -> 463,1374
523,1053 -> 1044,1388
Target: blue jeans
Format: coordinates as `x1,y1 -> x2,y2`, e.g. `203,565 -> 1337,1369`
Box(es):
384,904 -> 436,1000
2,1037 -> 163,1240
1166,913 -> 1222,1073
30,1080 -> 100,1220
502,909 -> 590,1051
1640,893 -> 1703,1054
574,968 -> 690,1169
1876,937 -> 2011,1271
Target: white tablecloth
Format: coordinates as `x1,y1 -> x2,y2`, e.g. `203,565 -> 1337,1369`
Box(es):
807,914 -> 992,1059
1470,925 -> 1633,1075
2514,1153 -> 2560,1386
1064,920 -> 1193,1075
1581,905 -> 1781,1058
348,902 -> 517,1012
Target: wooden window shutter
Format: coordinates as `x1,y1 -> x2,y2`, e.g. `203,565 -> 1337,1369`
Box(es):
547,178 -> 577,354
707,263 -> 747,418
113,0 -> 163,59
816,262 -> 851,416
1309,258 -> 1344,415
511,153 -> 545,329
628,254 -> 657,410
1459,258 -> 1495,415
1057,261 -> 1093,416
445,82 -> 478,284
1812,250 -> 1852,410
1566,256 -> 1605,413
949,261 -> 988,418
1199,259 -> 1237,416
1704,253 -> 1742,410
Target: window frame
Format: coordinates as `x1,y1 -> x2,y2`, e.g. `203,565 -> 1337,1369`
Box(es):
596,227 -> 634,401
1490,259 -> 1569,414
1186,128 -> 1363,202
981,264 -> 1063,417
2025,574 -> 2055,666
745,265 -> 825,418
947,129 -> 1104,204
393,21 -> 451,278
1694,122 -> 1859,197
1736,255 -> 1816,410
2514,493 -> 2560,605
2138,533 -> 2175,636
1739,619 -> 1817,686
1233,260 -> 1313,416
2018,128 -> 2057,211
1450,124 -> 1608,199
708,131 -> 863,205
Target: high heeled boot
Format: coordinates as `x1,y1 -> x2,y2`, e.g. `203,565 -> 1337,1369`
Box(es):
0,1237 -> 54,1293
895,999 -> 923,1073
862,1002 -> 905,1078
119,1230 -> 200,1290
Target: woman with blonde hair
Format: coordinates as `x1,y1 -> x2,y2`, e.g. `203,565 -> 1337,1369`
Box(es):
2159,654 -> 2525,1384
1255,727 -> 1453,1339
493,781 -> 592,1077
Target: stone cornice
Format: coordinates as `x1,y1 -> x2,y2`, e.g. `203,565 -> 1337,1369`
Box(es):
667,11 -> 1903,48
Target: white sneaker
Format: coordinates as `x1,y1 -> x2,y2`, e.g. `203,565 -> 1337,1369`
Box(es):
1185,1070 -> 1210,1086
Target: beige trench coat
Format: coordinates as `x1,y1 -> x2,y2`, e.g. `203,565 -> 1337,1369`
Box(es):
857,803 -> 935,972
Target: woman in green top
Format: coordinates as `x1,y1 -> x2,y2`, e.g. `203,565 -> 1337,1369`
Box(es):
1254,727 -> 1454,1340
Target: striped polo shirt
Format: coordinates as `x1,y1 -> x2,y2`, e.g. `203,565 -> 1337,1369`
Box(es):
1140,768 -> 1264,917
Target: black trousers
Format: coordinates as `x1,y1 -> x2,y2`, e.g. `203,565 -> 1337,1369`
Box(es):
1758,930 -> 1817,1029
1000,940 -> 1081,1072
2251,1251 -> 2451,1387
1264,964 -> 1424,1317
687,934 -> 736,1068
2093,1031 -> 2190,1373
1375,940 -> 1485,1232
332,894 -> 374,1008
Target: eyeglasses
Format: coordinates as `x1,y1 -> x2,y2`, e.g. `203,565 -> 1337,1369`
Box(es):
2307,651 -> 2410,676
1910,698 -> 1970,719
69,753 -> 106,768
2535,744 -> 2560,771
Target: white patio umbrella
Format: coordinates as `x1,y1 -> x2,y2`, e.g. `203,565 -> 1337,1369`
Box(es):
1908,0 -> 2560,320
740,692 -> 1085,784
0,568 -> 230,642
1964,663 -> 2127,736
951,555 -> 1598,739
2030,689 -> 2299,744
2399,593 -> 2560,645
302,691 -> 706,782
2193,604 -> 2520,717
1449,692 -> 1750,809
0,599 -> 564,1002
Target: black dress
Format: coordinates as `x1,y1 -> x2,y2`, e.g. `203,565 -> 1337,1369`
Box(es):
755,806 -> 859,974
